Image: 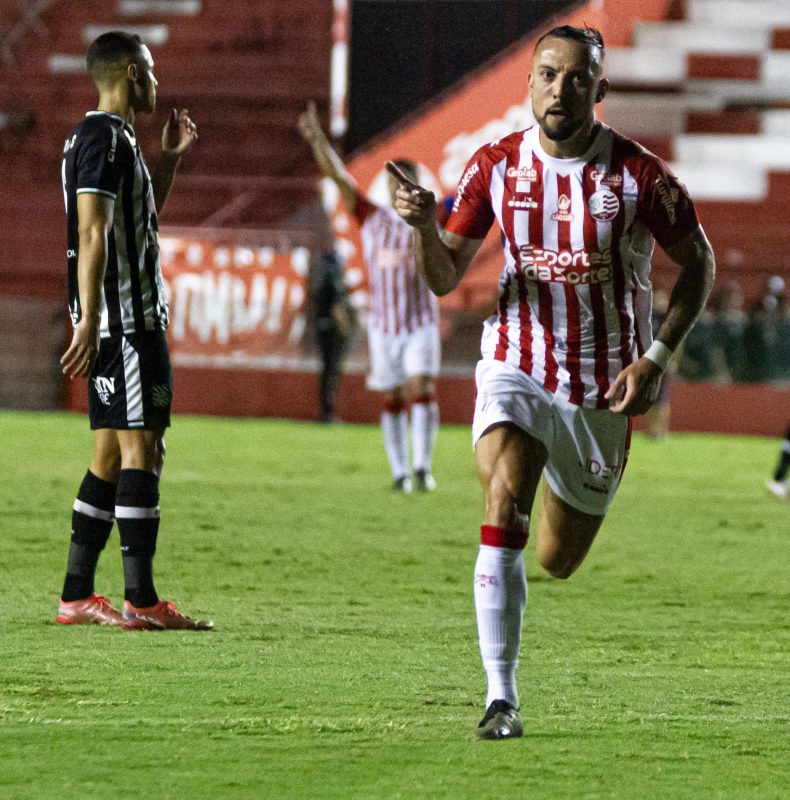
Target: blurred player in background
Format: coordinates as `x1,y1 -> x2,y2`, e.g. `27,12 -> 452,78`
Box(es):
389,25 -> 715,737
299,102 -> 440,492
766,424 -> 790,500
57,31 -> 212,631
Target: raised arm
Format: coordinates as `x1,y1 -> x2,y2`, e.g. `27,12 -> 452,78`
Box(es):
60,193 -> 114,378
298,101 -> 359,213
386,161 -> 484,296
151,107 -> 198,215
606,225 -> 716,414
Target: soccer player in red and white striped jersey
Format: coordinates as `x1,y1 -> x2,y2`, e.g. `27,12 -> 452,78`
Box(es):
389,25 -> 715,738
299,104 -> 440,492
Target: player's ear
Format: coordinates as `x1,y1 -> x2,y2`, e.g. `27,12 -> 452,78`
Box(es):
127,62 -> 138,82
595,78 -> 610,104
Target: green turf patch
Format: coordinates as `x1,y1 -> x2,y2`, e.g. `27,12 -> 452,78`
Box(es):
0,410 -> 787,799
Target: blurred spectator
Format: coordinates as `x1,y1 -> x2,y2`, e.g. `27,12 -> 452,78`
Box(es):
679,275 -> 790,384
741,275 -> 786,383
645,288 -> 675,439
309,244 -> 355,423
709,279 -> 747,382
677,304 -> 718,381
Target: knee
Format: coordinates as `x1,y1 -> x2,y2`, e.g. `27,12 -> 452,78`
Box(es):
410,376 -> 434,400
484,476 -> 519,528
536,545 -> 581,580
541,558 -> 577,580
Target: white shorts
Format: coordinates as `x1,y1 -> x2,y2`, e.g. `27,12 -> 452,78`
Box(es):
472,359 -> 631,516
366,324 -> 441,391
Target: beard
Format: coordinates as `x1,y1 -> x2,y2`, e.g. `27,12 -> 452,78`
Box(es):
539,114 -> 581,142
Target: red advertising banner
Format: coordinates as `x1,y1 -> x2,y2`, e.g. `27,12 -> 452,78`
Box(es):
160,234 -> 310,369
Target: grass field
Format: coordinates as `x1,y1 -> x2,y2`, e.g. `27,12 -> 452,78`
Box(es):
0,410 -> 788,800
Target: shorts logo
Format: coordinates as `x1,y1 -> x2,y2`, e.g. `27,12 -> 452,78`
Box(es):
551,194 -> 574,222
151,384 -> 172,408
588,189 -> 620,221
93,377 -> 115,406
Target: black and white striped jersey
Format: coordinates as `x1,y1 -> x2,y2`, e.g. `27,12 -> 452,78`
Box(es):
62,111 -> 169,337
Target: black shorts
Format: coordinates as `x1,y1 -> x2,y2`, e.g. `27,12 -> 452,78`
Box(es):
88,330 -> 173,430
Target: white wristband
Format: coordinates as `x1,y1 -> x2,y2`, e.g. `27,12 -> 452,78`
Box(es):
643,340 -> 674,372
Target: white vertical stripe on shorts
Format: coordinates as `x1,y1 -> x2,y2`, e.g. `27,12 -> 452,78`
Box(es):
121,337 -> 145,427
73,499 -> 115,521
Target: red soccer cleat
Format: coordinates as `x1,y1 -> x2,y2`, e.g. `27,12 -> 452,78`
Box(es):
56,593 -> 123,626
122,599 -> 214,631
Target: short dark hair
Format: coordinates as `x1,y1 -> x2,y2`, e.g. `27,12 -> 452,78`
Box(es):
535,25 -> 605,54
86,31 -> 144,84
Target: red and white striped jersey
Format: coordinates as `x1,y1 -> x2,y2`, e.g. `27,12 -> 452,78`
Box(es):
445,123 -> 700,408
354,198 -> 439,335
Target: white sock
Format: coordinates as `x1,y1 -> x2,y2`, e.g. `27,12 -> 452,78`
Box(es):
474,543 -> 527,708
411,398 -> 439,472
381,409 -> 409,479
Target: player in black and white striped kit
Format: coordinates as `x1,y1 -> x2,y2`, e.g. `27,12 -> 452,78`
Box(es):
56,31 -> 212,630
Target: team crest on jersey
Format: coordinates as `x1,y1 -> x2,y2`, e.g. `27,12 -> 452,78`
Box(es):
506,166 -> 538,182
551,194 -> 574,222
93,377 -> 115,406
588,189 -> 620,221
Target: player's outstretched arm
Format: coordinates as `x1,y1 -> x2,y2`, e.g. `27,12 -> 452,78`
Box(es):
298,101 -> 359,212
152,107 -> 198,214
606,226 -> 715,415
60,193 -> 114,379
385,161 -> 482,296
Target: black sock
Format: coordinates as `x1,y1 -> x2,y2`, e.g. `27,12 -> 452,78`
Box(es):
116,469 -> 160,608
62,471 -> 116,601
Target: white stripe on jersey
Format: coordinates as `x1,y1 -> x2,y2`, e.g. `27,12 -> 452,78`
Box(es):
360,205 -> 438,335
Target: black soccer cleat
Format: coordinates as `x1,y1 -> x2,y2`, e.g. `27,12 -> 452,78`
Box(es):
414,468 -> 437,492
476,699 -> 523,740
392,475 -> 413,494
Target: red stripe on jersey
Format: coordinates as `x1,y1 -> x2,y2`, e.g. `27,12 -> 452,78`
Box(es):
515,152 -> 535,373
582,164 -> 612,408
607,147 -> 633,370
528,157 -> 558,391
557,174 -> 584,404
494,274 -> 511,362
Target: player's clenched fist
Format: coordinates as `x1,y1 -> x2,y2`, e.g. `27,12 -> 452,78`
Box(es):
385,161 -> 436,231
